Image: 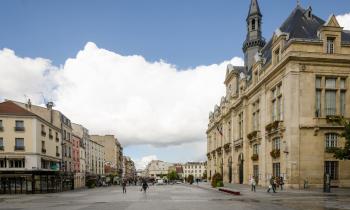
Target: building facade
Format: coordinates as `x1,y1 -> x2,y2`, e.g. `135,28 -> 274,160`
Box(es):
122,156 -> 136,180
207,0 -> 350,189
91,135 -> 123,177
0,101 -> 62,193
144,160 -> 173,178
183,162 -> 206,180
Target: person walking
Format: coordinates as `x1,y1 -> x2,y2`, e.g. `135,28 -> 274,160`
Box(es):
267,177 -> 276,193
142,181 -> 149,193
279,176 -> 284,190
122,180 -> 127,194
250,177 -> 256,192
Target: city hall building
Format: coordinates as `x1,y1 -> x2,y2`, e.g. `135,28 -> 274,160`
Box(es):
207,0 -> 350,188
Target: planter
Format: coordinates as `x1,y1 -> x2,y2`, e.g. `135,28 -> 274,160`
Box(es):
251,154 -> 259,161
247,130 -> 258,140
326,115 -> 343,125
270,149 -> 280,159
325,147 -> 339,154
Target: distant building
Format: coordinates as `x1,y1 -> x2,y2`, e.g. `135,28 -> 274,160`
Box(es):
183,162 -> 206,180
122,156 -> 136,180
91,135 -> 123,178
168,164 -> 183,179
145,160 -> 173,178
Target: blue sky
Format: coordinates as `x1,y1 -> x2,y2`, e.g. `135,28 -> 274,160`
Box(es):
1,0 -> 349,68
1,0 -> 349,168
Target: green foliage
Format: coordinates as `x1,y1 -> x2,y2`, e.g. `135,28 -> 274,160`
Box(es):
211,173 -> 222,188
86,179 -> 96,188
202,170 -> 207,180
187,175 -> 194,184
167,171 -> 179,181
334,120 -> 350,160
270,149 -> 280,159
216,180 -> 224,187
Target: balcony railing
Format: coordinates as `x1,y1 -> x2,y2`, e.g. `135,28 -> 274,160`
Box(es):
42,148 -> 47,153
49,134 -> 53,139
0,126 -> 3,131
56,153 -> 60,157
14,127 -> 25,132
41,131 -> 46,136
0,145 -> 4,150
55,137 -> 59,142
14,146 -> 25,151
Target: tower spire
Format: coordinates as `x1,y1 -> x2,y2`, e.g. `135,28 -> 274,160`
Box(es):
248,0 -> 262,18
243,0 -> 265,71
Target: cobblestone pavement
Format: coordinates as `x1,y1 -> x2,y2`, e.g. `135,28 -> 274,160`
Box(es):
0,184 -> 349,210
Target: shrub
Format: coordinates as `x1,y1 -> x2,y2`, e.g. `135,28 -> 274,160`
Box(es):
270,149 -> 280,159
211,173 -> 223,188
187,175 -> 194,184
86,179 -> 96,188
216,180 -> 224,187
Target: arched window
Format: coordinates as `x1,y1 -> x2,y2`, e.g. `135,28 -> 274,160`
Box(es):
252,19 -> 256,30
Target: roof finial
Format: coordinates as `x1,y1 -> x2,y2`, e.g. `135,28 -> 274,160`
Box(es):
297,0 -> 301,6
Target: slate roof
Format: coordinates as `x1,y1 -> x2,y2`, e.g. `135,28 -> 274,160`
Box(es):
260,6 -> 350,67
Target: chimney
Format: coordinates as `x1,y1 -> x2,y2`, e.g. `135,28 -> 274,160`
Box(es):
46,102 -> 54,123
46,102 -> 54,110
27,99 -> 32,109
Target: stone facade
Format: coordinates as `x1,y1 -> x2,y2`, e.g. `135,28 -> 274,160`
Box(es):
144,160 -> 173,178
207,0 -> 350,189
182,162 -> 206,180
91,135 -> 123,177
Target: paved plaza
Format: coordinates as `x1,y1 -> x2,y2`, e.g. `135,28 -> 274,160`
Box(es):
0,184 -> 350,210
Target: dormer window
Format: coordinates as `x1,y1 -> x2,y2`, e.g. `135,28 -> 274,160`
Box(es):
274,48 -> 280,64
327,37 -> 335,54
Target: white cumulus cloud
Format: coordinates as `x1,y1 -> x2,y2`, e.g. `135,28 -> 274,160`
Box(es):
133,155 -> 158,170
0,42 -> 243,149
336,13 -> 350,30
0,48 -> 58,103
54,42 -> 243,146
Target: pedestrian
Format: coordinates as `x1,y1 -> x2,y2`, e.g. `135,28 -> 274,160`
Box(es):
250,177 -> 256,192
267,177 -> 276,193
273,177 -> 277,193
122,180 -> 127,194
279,176 -> 284,190
142,181 -> 149,193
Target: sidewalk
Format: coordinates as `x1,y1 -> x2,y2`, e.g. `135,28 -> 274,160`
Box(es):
194,182 -> 350,198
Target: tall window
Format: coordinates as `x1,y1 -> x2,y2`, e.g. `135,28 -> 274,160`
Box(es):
316,76 -> 347,117
238,112 -> 243,138
273,138 -> 280,150
325,133 -> 338,148
253,144 -> 259,155
325,161 -> 338,180
0,138 -> 3,150
273,163 -> 281,177
9,159 -> 25,168
315,77 -> 322,117
0,159 -> 6,168
0,120 -> 3,129
327,37 -> 335,54
325,78 -> 337,116
252,100 -> 260,131
253,165 -> 259,179
274,48 -> 280,63
228,121 -> 231,142
340,78 -> 346,116
252,19 -> 256,30
272,84 -> 283,121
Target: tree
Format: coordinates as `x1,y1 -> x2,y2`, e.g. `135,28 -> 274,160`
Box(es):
202,170 -> 207,180
211,173 -> 223,188
334,120 -> 350,160
167,171 -> 179,181
187,175 -> 194,184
